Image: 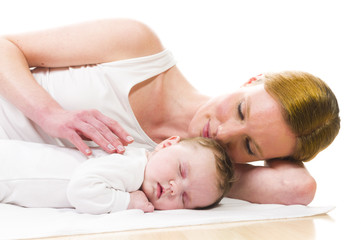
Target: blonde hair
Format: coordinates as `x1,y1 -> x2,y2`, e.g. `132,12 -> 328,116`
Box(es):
252,71 -> 340,162
180,137 -> 234,207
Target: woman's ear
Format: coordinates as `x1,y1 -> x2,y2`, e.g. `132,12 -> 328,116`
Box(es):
243,74 -> 263,87
154,136 -> 181,151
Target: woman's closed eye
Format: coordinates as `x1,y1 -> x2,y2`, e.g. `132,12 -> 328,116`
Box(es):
245,137 -> 255,155
238,102 -> 245,120
238,102 -> 254,156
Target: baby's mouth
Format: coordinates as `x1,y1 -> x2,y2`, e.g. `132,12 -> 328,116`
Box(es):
157,183 -> 163,199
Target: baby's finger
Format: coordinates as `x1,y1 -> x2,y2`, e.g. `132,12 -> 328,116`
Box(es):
144,202 -> 154,213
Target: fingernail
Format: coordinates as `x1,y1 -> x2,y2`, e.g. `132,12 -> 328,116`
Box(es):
126,136 -> 134,142
117,145 -> 125,152
85,149 -> 92,155
107,144 -> 116,150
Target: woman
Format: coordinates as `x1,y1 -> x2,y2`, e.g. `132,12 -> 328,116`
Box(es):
0,18 -> 340,205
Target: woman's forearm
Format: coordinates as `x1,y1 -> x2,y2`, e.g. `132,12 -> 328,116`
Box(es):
0,35 -> 134,155
227,160 -> 317,205
1,18 -> 163,124
0,37 -> 63,124
0,19 -> 163,155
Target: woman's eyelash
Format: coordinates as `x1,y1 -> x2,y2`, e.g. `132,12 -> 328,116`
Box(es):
245,138 -> 254,155
238,102 -> 244,120
239,103 -> 254,156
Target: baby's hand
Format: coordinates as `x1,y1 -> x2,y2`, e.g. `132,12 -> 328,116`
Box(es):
128,190 -> 154,212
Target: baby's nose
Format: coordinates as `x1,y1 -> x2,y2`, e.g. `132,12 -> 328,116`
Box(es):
162,183 -> 175,197
169,180 -> 180,196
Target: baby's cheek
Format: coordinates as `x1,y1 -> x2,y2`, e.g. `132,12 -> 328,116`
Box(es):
153,199 -> 182,210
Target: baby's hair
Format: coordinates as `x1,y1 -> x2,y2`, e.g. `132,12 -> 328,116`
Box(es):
180,137 -> 235,208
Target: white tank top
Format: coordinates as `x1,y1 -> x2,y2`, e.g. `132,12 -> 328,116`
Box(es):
0,49 -> 176,150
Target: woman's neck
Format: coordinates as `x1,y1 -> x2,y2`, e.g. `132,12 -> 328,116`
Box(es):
161,83 -> 209,139
130,66 -> 210,143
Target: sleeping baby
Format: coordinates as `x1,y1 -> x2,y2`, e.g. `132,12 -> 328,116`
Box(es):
0,136 -> 234,214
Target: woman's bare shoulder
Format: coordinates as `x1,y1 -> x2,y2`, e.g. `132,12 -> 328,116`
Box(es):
3,18 -> 165,67
102,18 -> 165,59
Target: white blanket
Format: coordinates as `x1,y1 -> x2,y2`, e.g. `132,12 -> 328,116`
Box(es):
0,198 -> 334,240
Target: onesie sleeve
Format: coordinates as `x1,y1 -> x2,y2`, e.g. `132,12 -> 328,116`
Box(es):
67,149 -> 147,214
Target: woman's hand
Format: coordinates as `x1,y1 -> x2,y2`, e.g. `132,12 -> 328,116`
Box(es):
1,19 -> 163,156
37,108 -> 134,156
128,190 -> 154,212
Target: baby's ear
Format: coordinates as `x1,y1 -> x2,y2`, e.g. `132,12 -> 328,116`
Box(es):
154,136 -> 181,151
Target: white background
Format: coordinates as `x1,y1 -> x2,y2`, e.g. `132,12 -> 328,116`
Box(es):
1,0 -> 360,238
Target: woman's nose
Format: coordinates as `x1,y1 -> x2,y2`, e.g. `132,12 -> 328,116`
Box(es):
216,122 -> 244,143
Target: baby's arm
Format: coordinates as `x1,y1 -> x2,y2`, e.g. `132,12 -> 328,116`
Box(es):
128,190 -> 154,212
67,153 -> 147,214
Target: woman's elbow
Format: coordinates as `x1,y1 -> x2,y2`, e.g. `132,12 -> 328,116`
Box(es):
284,175 -> 317,205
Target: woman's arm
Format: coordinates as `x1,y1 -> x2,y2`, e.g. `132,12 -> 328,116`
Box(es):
227,160 -> 317,205
0,19 -> 163,155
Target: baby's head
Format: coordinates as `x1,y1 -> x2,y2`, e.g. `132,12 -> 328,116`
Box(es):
142,136 -> 234,210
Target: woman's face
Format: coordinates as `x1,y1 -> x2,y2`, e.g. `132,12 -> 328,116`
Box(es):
188,84 -> 297,163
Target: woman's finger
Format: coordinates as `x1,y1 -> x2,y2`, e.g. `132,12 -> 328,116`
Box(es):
92,110 -> 134,145
67,130 -> 93,156
39,108 -> 132,156
82,117 -> 126,153
75,122 -> 121,154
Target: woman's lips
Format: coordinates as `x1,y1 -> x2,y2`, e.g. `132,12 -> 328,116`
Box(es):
202,119 -> 211,138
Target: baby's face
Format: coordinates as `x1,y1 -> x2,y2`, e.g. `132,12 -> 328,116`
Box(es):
142,143 -> 220,210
